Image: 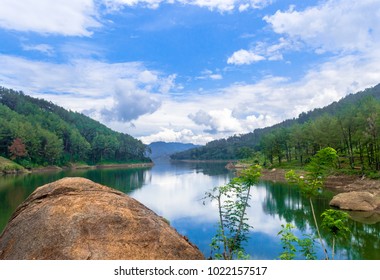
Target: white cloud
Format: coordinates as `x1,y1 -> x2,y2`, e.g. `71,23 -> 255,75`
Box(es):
263,0 -> 380,53
224,51 -> 380,121
136,45 -> 380,144
189,108 -> 243,134
196,69 -> 223,80
239,4 -> 250,12
138,70 -> 159,84
103,0 -> 272,12
227,49 -> 265,65
245,114 -> 275,131
228,37 -> 298,65
209,74 -> 223,80
101,80 -> 162,122
139,128 -> 213,145
159,74 -> 177,94
179,0 -> 272,11
103,0 -> 164,10
231,1 -> 379,66
0,0 -> 101,36
2,0 -> 380,146
21,44 -> 55,56
0,0 -> 273,37
0,55 -> 172,120
188,110 -> 212,126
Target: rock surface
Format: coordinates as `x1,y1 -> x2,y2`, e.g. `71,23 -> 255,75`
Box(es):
0,177 -> 204,260
329,191 -> 380,211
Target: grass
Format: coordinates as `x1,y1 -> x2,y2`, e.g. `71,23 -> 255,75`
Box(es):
0,156 -> 26,174
238,157 -> 380,180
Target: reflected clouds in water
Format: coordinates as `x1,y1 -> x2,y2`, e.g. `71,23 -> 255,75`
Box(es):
131,165 -> 285,236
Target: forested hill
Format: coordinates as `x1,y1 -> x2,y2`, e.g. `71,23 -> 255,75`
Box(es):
0,87 -> 150,168
171,83 -> 380,172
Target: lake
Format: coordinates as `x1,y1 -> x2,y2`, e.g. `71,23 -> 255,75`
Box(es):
0,161 -> 379,259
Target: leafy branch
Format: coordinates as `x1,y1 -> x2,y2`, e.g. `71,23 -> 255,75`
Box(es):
204,165 -> 261,259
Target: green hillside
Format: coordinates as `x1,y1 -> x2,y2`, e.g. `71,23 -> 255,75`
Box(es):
171,84 -> 380,174
0,86 -> 150,169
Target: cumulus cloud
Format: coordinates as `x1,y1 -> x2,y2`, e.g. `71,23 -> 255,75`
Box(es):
227,37 -> 299,65
227,49 -> 265,65
101,80 -> 162,122
224,52 -> 380,121
2,0 -> 380,146
0,0 -> 274,37
230,1 -> 380,66
263,0 -> 380,53
0,0 -> 101,36
141,44 -> 380,144
0,54 -> 172,120
139,128 -> 213,145
189,108 -> 242,134
188,110 -> 212,126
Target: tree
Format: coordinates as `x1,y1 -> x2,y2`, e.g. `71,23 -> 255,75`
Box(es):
321,209 -> 350,260
8,138 -> 27,160
204,165 -> 261,259
0,86 -> 150,166
39,130 -> 63,165
285,147 -> 338,259
277,223 -> 317,260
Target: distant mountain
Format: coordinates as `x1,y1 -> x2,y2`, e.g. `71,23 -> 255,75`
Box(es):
0,86 -> 150,168
148,142 -> 201,161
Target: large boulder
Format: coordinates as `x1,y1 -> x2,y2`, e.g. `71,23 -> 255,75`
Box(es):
329,191 -> 380,211
0,177 -> 204,260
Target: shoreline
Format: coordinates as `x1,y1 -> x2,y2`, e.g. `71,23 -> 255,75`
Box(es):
236,165 -> 380,215
1,162 -> 154,175
261,168 -> 380,195
228,163 -> 380,195
171,159 -> 236,163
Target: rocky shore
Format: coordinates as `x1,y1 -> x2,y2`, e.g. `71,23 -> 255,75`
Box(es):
261,169 -> 380,213
228,164 -> 380,213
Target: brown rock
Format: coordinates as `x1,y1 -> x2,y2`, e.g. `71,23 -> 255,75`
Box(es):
0,177 -> 204,260
329,191 -> 380,211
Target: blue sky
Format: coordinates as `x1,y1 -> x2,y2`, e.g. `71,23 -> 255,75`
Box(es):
1,0 -> 380,144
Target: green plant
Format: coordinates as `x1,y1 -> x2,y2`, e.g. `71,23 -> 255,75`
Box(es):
285,170 -> 328,259
321,209 -> 350,259
306,147 -> 338,179
278,224 -> 298,260
297,233 -> 317,260
285,147 -> 339,260
278,223 -> 317,260
204,165 -> 261,259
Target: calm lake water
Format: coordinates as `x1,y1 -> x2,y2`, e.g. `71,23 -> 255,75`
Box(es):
0,161 -> 379,259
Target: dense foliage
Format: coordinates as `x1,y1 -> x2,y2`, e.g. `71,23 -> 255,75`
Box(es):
0,87 -> 150,168
171,84 -> 380,174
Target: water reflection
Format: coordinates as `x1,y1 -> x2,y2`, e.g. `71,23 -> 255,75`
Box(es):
0,161 -> 379,259
131,162 -> 231,222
